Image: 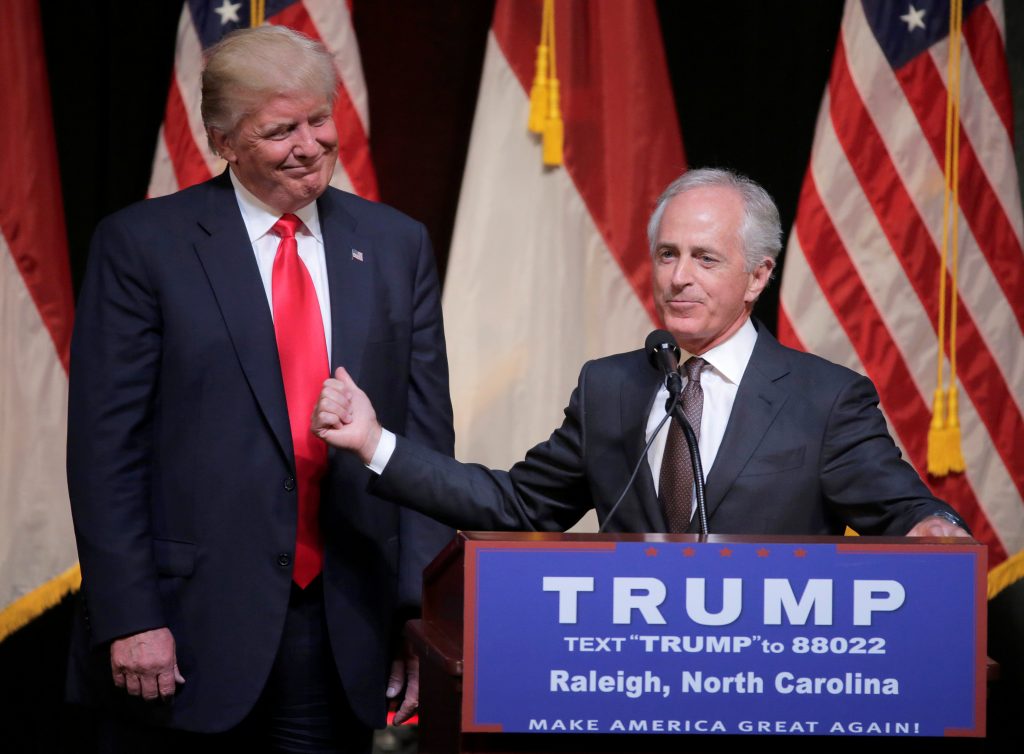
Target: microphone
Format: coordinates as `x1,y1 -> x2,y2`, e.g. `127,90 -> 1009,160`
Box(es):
600,330 -> 709,535
645,329 -> 709,535
645,330 -> 682,400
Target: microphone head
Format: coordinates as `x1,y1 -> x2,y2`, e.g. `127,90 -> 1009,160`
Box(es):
646,329 -> 680,370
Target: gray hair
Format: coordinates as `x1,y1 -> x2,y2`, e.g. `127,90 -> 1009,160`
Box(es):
202,25 -> 337,148
647,167 -> 782,272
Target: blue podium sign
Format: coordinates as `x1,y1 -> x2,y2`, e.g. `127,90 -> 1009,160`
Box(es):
460,538 -> 986,737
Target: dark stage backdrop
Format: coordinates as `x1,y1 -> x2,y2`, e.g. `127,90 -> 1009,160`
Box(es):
4,1 -> 1022,750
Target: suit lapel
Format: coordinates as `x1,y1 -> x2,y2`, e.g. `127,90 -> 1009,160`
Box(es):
318,191 -> 373,381
619,360 -> 668,532
702,325 -> 791,521
192,174 -> 294,466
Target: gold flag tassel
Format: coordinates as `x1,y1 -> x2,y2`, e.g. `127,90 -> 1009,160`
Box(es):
527,0 -> 551,134
944,0 -> 966,473
928,0 -> 965,476
541,0 -> 564,166
927,387 -> 948,475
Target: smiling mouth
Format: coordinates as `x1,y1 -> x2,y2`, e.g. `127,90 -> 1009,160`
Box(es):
284,152 -> 329,169
282,163 -> 323,175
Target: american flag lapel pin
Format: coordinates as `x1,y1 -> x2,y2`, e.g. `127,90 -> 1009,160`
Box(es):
351,249 -> 364,262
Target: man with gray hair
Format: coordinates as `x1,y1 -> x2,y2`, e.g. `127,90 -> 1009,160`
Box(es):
310,167 -> 968,541
66,25 -> 453,751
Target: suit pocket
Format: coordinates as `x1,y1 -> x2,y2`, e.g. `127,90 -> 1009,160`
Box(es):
152,538 -> 197,577
739,446 -> 806,477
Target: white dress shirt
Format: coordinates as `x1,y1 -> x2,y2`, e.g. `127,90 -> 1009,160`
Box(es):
645,317 -> 758,498
229,170 -> 332,357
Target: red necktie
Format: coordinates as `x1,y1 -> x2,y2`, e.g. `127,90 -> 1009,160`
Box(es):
271,214 -> 328,588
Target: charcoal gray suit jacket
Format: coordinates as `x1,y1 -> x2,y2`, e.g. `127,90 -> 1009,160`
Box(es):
372,320 -> 960,536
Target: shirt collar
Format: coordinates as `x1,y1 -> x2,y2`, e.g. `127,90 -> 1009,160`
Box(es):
229,169 -> 323,244
682,317 -> 757,385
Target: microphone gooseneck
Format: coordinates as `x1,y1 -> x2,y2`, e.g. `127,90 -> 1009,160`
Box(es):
671,403 -> 709,535
602,331 -> 709,535
644,330 -> 708,535
598,390 -> 680,534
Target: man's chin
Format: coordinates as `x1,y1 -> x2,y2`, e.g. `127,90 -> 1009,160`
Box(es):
289,174 -> 331,200
664,323 -> 706,352
663,315 -> 699,336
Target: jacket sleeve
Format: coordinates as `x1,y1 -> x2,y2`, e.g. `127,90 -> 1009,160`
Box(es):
821,373 -> 966,535
395,222 -> 456,613
66,214 -> 166,647
375,361 -> 594,537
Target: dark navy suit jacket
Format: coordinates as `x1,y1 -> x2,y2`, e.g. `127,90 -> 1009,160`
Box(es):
66,171 -> 454,732
372,321 -> 960,536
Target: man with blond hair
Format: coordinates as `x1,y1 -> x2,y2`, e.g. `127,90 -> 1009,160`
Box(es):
67,25 -> 453,751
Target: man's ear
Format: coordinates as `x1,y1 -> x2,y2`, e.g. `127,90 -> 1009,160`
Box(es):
208,128 -> 236,163
745,257 -> 775,303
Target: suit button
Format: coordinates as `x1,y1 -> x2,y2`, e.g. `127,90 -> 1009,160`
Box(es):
277,553 -> 291,567
284,477 -> 296,492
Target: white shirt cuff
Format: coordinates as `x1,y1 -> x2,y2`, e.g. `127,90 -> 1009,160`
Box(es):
366,428 -> 397,474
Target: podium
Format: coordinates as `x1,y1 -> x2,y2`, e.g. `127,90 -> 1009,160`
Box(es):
408,531 -> 988,753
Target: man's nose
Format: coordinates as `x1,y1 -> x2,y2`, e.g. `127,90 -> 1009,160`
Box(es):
670,257 -> 693,287
292,125 -> 320,155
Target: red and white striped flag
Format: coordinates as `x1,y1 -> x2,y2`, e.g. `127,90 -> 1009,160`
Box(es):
0,0 -> 78,640
442,0 -> 685,530
149,0 -> 377,200
780,0 -> 1023,566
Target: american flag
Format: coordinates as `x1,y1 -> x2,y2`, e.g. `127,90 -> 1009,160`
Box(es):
780,0 -> 1023,566
148,0 -> 378,201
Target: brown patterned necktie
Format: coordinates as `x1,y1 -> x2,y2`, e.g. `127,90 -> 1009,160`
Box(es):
659,356 -> 706,532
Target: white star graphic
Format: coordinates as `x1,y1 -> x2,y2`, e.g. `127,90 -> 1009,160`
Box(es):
214,0 -> 243,25
900,4 -> 927,32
